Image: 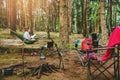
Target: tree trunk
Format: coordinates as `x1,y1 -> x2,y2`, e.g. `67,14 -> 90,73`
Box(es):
6,0 -> 11,28
83,0 -> 87,37
28,0 -> 34,35
23,0 -> 27,28
0,0 -> 2,9
100,0 -> 108,45
6,0 -> 17,32
109,0 -> 112,34
19,0 -> 25,31
113,5 -> 117,27
59,0 -> 69,48
67,0 -> 72,35
81,0 -> 84,35
46,1 -> 50,38
0,0 -> 2,27
86,0 -> 90,37
72,0 -> 77,33
0,0 -> 2,15
11,0 -> 17,31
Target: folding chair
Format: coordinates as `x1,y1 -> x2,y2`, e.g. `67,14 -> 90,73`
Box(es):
75,32 -> 101,66
86,26 -> 120,80
87,46 -> 119,80
76,38 -> 98,66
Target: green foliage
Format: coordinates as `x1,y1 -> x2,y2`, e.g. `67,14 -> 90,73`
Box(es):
117,5 -> 120,13
89,2 -> 100,21
55,18 -> 60,32
116,16 -> 120,25
72,0 -> 82,33
117,6 -> 120,25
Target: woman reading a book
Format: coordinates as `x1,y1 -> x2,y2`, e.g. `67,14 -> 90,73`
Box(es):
23,26 -> 37,44
23,27 -> 36,40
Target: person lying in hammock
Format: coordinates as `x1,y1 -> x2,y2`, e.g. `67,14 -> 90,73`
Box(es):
10,27 -> 45,44
23,27 -> 38,44
23,27 -> 36,40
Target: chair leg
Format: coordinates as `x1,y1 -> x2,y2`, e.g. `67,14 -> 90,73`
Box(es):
76,50 -> 88,66
114,54 -> 119,80
113,57 -> 117,80
76,51 -> 85,66
86,59 -> 93,80
93,60 -> 117,80
92,61 -> 113,77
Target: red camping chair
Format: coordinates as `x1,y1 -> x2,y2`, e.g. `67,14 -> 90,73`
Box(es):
86,26 -> 120,80
76,27 -> 119,80
81,38 -> 93,50
76,38 -> 98,66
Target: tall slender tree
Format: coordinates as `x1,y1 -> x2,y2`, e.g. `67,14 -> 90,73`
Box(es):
67,0 -> 72,35
11,0 -> 17,31
6,0 -> 16,31
6,0 -> 11,28
0,0 -> 2,27
28,0 -> 34,35
85,0 -> 90,37
19,0 -> 25,31
59,0 -> 70,48
83,0 -> 87,37
100,0 -> 108,45
46,0 -> 50,38
81,0 -> 84,34
0,0 -> 2,15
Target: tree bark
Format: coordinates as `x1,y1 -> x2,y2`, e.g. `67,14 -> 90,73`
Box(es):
19,0 -> 25,31
67,0 -> 72,35
85,0 -> 90,37
59,0 -> 69,48
11,0 -> 17,31
6,0 -> 16,32
28,0 -> 34,35
6,0 -> 11,28
0,0 -> 2,27
100,0 -> 108,45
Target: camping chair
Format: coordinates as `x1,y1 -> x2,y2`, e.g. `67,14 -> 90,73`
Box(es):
76,38 -> 98,66
86,46 -> 119,80
10,29 -> 42,44
86,26 -> 120,80
76,32 -> 101,66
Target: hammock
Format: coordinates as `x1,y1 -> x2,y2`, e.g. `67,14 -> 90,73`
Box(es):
10,29 -> 38,44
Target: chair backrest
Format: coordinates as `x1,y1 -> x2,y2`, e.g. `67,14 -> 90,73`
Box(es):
81,38 -> 93,50
90,32 -> 100,41
91,33 -> 97,41
90,32 -> 101,48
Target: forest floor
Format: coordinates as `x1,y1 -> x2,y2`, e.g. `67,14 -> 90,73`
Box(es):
0,50 -> 88,80
0,29 -> 119,80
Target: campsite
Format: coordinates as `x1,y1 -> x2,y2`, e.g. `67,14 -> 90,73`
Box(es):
0,29 -> 88,80
0,0 -> 120,80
